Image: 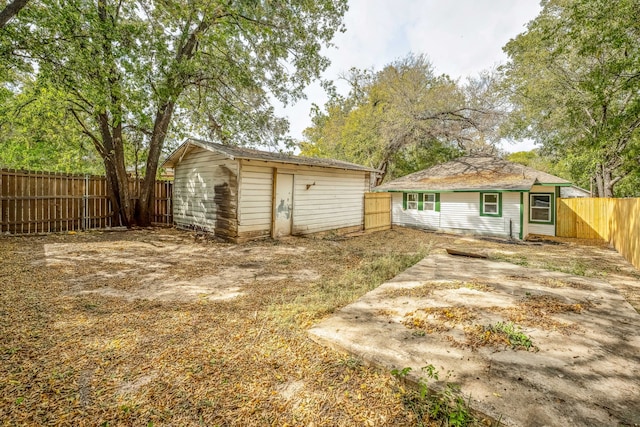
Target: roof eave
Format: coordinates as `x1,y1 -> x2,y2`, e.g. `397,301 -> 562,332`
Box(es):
373,187 -> 532,193
161,138 -> 379,173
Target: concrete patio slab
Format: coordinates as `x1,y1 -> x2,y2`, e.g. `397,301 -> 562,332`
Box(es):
309,253 -> 640,426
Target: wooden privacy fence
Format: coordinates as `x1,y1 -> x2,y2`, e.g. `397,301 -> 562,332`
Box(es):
557,197 -> 640,270
0,169 -> 173,235
364,192 -> 391,232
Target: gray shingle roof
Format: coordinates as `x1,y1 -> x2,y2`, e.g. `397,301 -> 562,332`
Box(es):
163,138 -> 379,173
375,155 -> 571,192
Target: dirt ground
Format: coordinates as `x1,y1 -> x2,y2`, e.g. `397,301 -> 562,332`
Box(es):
1,227 -> 638,426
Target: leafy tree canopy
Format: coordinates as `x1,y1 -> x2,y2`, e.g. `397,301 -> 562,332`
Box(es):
300,54 -> 506,184
0,0 -> 348,224
0,77 -> 106,174
501,0 -> 640,197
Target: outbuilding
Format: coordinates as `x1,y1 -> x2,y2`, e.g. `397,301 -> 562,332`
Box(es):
374,155 -> 572,239
162,138 -> 377,242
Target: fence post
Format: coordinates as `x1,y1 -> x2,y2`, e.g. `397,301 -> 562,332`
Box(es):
83,174 -> 89,230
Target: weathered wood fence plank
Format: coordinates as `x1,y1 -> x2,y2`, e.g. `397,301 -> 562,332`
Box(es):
0,169 -> 173,235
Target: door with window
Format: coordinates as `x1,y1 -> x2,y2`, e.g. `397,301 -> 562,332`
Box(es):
274,173 -> 293,237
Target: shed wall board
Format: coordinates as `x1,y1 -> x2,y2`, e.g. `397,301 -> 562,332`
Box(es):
291,168 -> 367,235
237,163 -> 273,236
173,148 -> 238,235
236,160 -> 368,238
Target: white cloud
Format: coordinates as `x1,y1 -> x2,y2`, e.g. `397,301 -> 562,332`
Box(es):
277,0 -> 542,152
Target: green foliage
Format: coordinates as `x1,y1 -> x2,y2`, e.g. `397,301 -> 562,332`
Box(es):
487,322 -> 533,350
301,54 -> 504,183
501,0 -> 640,197
391,364 -> 479,427
0,79 -> 103,174
506,150 -> 574,184
1,0 -> 348,223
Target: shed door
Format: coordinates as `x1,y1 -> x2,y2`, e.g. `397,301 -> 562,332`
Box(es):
274,173 -> 293,237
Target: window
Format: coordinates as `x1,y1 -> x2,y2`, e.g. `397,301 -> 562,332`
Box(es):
423,193 -> 436,211
406,193 -> 418,210
480,192 -> 502,217
530,194 -> 553,223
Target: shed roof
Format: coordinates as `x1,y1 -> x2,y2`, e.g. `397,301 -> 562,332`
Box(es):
162,138 -> 378,173
375,155 -> 571,192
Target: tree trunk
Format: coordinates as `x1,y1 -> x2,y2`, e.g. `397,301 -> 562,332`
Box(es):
594,164 -> 604,197
98,114 -> 133,226
137,101 -> 176,226
0,0 -> 29,28
603,168 -> 614,198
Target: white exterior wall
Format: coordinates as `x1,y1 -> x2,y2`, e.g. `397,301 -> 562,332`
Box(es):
526,186 -> 556,236
292,167 -> 367,234
391,191 -> 522,239
237,160 -> 368,237
391,192 -> 441,229
440,192 -> 521,238
237,163 -> 273,236
173,147 -> 238,232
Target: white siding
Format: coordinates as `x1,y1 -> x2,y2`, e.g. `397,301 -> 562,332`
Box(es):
236,160 -> 369,237
440,192 -> 520,238
391,191 -> 523,239
391,193 -> 441,229
237,163 -> 273,235
173,147 -> 238,232
526,186 -> 556,236
292,168 -> 367,234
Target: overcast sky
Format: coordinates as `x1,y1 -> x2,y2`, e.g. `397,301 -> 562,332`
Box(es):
278,0 -> 543,153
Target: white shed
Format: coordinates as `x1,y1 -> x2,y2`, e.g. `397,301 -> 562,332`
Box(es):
374,155 -> 572,240
162,139 -> 377,242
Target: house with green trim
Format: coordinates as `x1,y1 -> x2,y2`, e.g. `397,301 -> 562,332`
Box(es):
374,155 -> 572,239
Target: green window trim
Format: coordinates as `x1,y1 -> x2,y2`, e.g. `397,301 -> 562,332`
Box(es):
480,192 -> 502,217
519,192 -> 524,240
403,192 -> 441,211
529,193 -> 555,224
402,191 -> 440,212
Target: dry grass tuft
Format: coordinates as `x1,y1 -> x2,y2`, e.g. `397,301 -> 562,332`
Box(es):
0,227 -> 434,426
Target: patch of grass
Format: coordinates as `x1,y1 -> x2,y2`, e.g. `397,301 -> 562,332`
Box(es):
269,246 -> 430,327
493,253 -> 599,278
540,260 -> 591,277
488,321 -> 533,350
490,253 -> 529,267
391,365 -> 492,427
